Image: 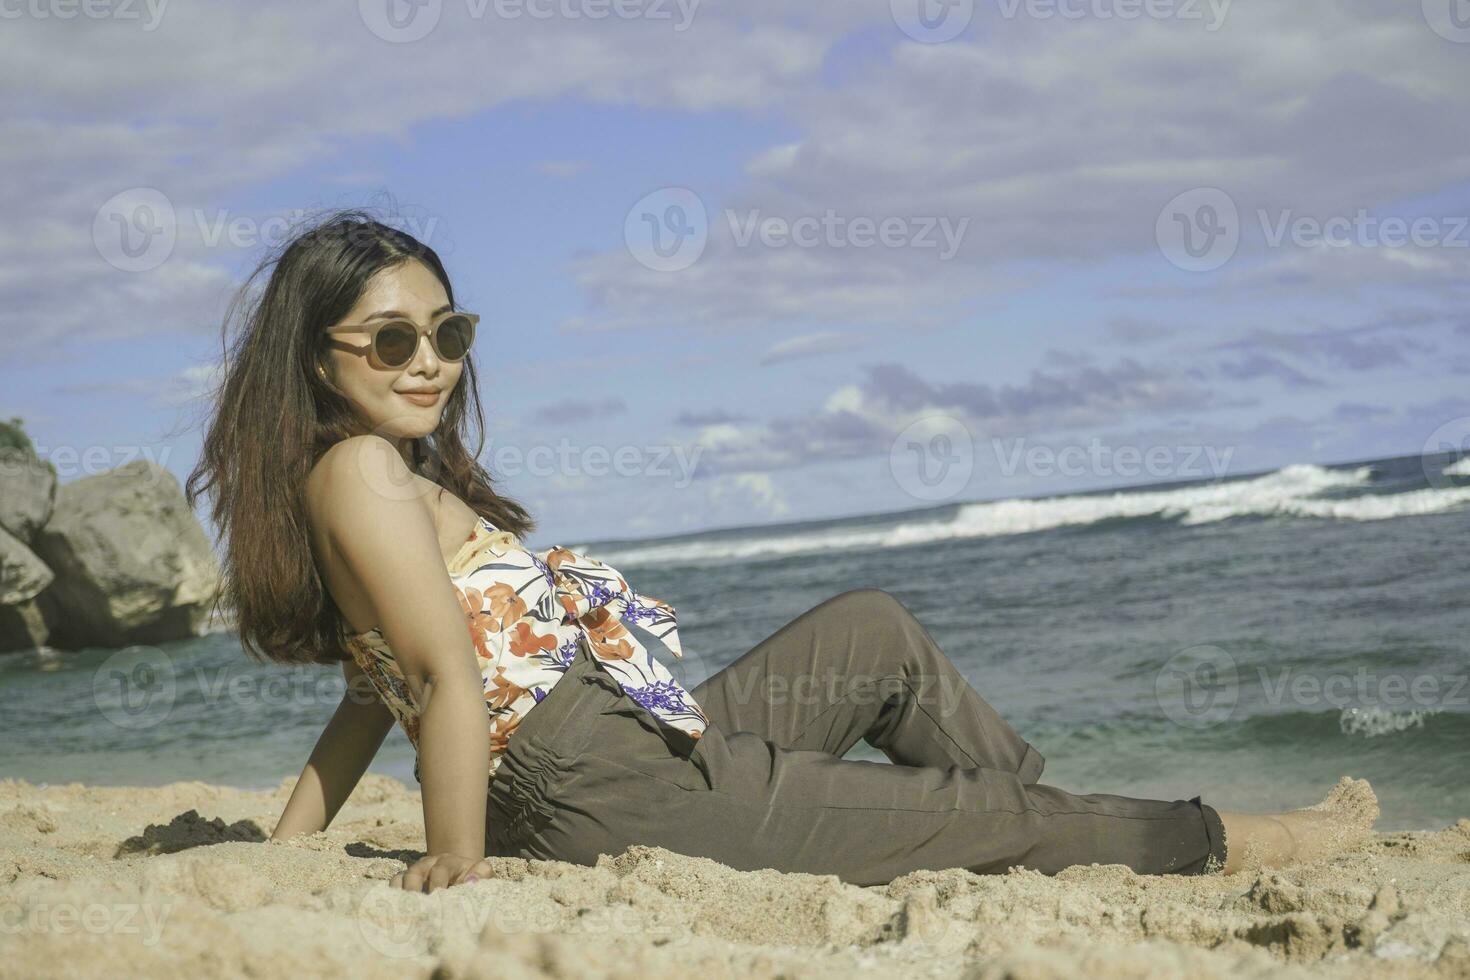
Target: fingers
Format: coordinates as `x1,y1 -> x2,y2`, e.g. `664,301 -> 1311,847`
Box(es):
453,859 -> 492,886
426,861 -> 459,893
391,855 -> 486,893
394,854 -> 438,892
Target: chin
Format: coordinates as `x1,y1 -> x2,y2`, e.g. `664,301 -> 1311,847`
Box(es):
368,408 -> 441,440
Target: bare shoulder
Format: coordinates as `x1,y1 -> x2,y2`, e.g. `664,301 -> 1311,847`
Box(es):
304,438 -> 478,683
305,435 -> 423,542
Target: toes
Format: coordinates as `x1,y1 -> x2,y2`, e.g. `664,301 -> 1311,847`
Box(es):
1307,776 -> 1380,829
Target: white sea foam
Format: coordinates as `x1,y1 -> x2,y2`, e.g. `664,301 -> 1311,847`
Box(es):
583,464 -> 1470,567
1444,456 -> 1470,477
1339,705 -> 1442,738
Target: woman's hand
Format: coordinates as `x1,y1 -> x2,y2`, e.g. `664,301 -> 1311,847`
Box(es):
391,852 -> 484,893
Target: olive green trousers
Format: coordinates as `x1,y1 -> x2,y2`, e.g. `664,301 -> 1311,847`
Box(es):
486,588 -> 1227,886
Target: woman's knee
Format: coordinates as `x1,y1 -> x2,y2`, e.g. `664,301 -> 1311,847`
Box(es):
824,587 -> 911,623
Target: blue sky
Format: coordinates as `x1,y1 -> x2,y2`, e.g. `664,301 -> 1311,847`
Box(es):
4,0 -> 1469,548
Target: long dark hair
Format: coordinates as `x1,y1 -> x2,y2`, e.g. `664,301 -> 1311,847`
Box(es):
185,208 -> 536,666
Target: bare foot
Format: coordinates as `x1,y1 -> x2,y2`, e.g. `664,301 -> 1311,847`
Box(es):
1218,777 -> 1379,874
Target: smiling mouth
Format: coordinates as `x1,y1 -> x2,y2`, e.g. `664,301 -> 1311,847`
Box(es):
399,390 -> 441,404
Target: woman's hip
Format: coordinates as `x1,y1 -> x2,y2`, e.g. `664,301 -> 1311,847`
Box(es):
486,635 -> 708,856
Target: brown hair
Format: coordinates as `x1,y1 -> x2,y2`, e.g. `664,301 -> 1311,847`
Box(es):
185,207 -> 536,666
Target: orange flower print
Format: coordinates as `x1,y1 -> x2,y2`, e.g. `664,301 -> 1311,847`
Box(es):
483,664 -> 528,711
457,586 -> 497,660
509,621 -> 559,659
582,607 -> 635,661
488,710 -> 524,757
482,582 -> 528,630
458,583 -> 529,658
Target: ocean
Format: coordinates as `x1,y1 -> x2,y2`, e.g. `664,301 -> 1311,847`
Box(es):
3,451 -> 1467,831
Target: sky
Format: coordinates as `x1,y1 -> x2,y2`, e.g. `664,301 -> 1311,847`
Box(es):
4,0 -> 1469,549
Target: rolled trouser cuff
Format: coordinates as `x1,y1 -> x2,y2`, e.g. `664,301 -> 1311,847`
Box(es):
1189,796 -> 1229,875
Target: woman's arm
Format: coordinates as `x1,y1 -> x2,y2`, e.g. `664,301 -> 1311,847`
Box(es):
308,435 -> 489,870
270,657 -> 397,841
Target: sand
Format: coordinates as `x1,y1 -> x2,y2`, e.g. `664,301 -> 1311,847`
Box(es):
1,774 -> 1468,979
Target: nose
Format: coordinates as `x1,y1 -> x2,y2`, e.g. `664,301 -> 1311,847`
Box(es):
406,327 -> 442,377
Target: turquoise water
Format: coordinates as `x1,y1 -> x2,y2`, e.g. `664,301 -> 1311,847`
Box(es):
3,452 -> 1467,831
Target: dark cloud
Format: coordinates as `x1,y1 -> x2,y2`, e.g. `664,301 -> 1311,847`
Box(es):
861,359 -> 1213,424
1219,353 -> 1324,389
1333,402 -> 1391,421
673,408 -> 752,427
528,396 -> 626,425
1215,323 -> 1434,375
1106,318 -> 1177,345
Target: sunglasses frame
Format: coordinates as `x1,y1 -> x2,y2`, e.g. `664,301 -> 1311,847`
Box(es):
322,310 -> 480,370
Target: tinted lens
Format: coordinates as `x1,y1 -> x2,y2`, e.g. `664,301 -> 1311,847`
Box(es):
434,315 -> 474,360
375,322 -> 419,366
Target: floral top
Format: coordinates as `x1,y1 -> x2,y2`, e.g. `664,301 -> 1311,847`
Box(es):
343,515 -> 709,785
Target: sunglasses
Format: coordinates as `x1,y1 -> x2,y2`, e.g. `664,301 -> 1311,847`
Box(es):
322,310 -> 479,370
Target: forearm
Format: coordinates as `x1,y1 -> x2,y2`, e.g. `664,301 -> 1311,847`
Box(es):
415,675 -> 491,859
271,695 -> 395,840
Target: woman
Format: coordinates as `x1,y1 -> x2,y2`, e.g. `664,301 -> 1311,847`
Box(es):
186,210 -> 1378,894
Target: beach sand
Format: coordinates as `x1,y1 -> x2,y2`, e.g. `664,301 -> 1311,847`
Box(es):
2,774 -> 1468,979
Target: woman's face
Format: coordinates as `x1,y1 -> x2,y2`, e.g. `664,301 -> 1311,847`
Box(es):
320,260 -> 464,443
